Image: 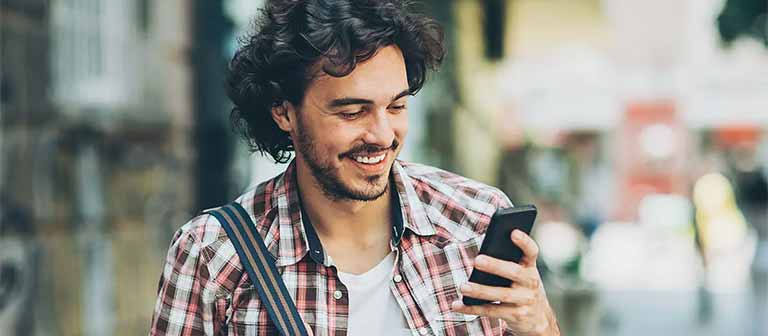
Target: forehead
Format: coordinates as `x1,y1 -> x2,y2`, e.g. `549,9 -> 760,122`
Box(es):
305,45 -> 409,103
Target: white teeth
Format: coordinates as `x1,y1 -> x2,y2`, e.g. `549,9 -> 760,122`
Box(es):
354,153 -> 385,164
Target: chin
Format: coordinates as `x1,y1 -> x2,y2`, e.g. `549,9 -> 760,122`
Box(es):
344,172 -> 390,201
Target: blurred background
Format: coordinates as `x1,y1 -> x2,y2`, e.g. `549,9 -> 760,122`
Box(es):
1,0 -> 767,335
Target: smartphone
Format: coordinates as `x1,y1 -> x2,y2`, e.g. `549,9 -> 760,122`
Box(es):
462,205 -> 538,306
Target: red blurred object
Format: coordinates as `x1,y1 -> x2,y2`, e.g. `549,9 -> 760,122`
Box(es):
714,126 -> 762,148
614,100 -> 689,221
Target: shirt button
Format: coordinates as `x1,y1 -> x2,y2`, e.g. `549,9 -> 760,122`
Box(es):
393,274 -> 403,283
418,327 -> 429,335
333,290 -> 343,300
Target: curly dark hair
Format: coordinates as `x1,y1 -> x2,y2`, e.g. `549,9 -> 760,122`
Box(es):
226,0 -> 445,163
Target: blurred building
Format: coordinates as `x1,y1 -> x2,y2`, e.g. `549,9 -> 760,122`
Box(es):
1,0 -> 223,335
2,1 -> 57,334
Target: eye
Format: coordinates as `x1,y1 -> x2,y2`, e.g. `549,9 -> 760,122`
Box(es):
340,110 -> 364,120
389,104 -> 407,112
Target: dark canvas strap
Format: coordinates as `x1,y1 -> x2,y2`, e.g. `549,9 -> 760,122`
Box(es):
206,202 -> 309,336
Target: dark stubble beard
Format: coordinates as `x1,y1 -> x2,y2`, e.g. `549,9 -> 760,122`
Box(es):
295,116 -> 399,202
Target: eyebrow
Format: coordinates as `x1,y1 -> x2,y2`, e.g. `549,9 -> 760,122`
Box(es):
327,89 -> 411,108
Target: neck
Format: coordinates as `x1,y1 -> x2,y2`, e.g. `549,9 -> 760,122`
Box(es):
295,160 -> 392,247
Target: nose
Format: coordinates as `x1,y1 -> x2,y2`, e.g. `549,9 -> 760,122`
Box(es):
362,109 -> 395,149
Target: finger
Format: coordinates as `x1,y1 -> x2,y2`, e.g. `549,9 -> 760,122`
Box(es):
474,255 -> 534,287
450,300 -> 514,320
452,301 -> 538,325
511,229 -> 539,266
460,282 -> 536,305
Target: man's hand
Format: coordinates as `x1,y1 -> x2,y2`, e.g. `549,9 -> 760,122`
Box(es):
451,230 -> 560,336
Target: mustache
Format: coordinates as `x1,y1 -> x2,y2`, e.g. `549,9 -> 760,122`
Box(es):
341,139 -> 399,158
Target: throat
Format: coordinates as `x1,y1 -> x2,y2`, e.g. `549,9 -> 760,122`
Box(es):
326,239 -> 393,275
313,207 -> 394,274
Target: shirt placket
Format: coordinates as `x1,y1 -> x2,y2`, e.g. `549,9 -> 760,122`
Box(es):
326,265 -> 350,336
390,246 -> 433,336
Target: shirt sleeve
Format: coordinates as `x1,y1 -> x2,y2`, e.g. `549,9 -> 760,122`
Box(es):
492,186 -> 514,209
149,226 -> 227,335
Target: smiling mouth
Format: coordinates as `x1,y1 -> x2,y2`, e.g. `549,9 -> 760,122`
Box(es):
352,153 -> 386,164
341,141 -> 399,171
345,151 -> 390,175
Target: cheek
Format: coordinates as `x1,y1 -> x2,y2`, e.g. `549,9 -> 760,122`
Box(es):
326,124 -> 363,153
392,113 -> 409,139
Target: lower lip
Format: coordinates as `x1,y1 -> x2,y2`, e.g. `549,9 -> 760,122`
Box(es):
349,153 -> 388,173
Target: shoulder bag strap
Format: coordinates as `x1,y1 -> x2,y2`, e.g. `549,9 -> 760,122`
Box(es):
206,202 -> 309,336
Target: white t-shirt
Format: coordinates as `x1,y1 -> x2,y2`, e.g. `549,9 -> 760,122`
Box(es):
336,252 -> 413,336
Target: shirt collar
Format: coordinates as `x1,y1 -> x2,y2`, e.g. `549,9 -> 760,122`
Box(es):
265,159 -> 435,267
390,160 -> 437,237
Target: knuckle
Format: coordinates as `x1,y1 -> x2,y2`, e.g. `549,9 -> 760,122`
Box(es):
506,264 -> 520,277
489,304 -> 505,317
515,290 -> 532,305
530,277 -> 540,288
525,293 -> 536,305
503,291 -> 517,303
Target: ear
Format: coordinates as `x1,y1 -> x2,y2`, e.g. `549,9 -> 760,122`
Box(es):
271,101 -> 296,133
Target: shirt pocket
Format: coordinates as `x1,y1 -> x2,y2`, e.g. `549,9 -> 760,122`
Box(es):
228,286 -> 277,336
422,240 -> 487,334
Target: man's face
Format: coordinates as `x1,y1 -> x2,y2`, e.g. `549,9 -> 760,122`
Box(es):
283,45 -> 410,201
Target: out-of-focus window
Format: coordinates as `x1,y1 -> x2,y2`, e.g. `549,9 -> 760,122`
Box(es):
50,0 -> 140,116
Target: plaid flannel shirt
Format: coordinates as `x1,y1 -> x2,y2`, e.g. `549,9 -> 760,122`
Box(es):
150,160 -> 515,336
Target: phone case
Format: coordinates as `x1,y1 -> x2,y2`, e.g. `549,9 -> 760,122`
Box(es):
462,205 -> 538,306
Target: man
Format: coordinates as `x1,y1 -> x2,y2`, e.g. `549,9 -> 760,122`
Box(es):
150,1 -> 560,335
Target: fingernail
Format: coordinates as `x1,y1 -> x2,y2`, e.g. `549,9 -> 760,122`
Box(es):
475,256 -> 486,266
451,300 -> 461,310
461,283 -> 473,292
513,230 -> 524,239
